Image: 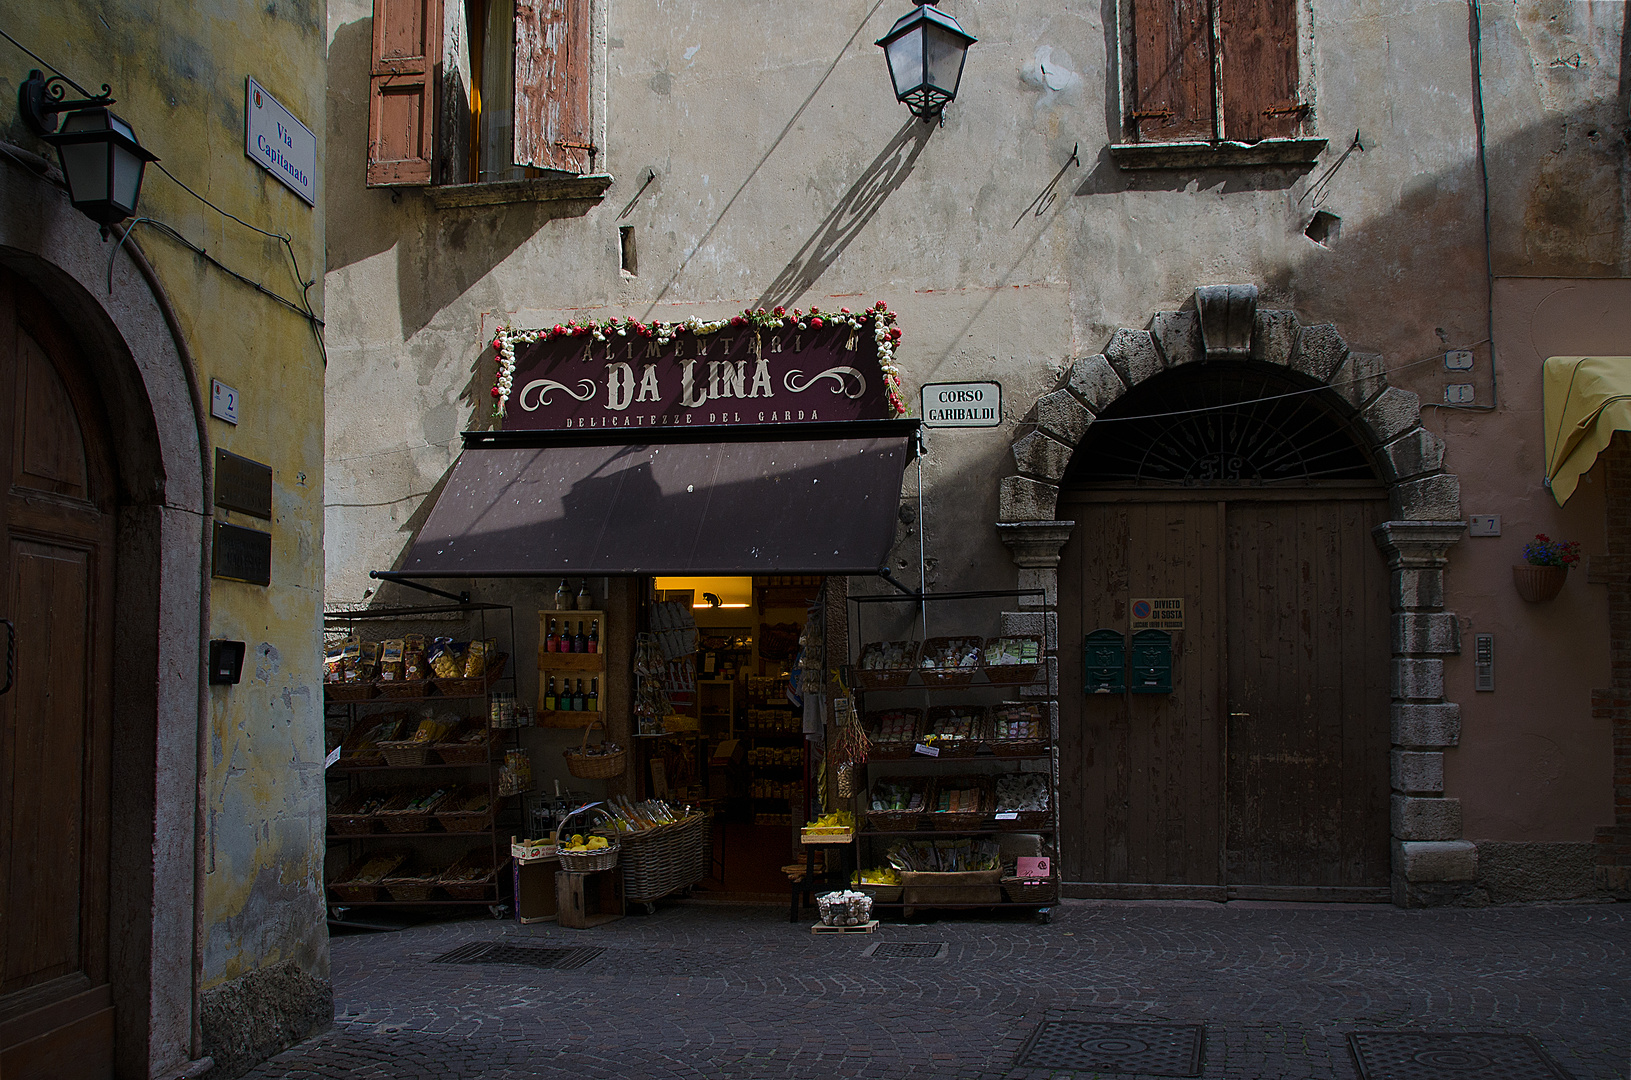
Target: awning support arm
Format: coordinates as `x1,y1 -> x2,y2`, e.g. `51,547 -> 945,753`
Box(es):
369,570 -> 470,605
876,566 -> 920,597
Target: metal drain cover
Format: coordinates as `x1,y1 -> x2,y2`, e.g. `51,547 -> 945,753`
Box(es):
863,942 -> 948,960
1349,1033 -> 1573,1080
1016,1021 -> 1205,1077
431,943 -> 604,970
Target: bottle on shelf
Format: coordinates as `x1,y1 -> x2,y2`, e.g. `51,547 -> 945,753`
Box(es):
544,675 -> 557,711
588,677 -> 599,712
575,678 -> 587,710
575,580 -> 591,610
588,619 -> 599,654
545,617 -> 558,653
555,578 -> 571,611
573,620 -> 587,654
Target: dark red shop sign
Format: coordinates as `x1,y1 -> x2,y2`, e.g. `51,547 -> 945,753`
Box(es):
499,321 -> 899,431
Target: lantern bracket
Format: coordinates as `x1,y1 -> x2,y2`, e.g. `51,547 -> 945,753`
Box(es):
18,69 -> 115,136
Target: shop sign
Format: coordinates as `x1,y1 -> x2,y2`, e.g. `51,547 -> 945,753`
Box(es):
502,324 -> 892,431
1130,597 -> 1184,631
245,77 -> 317,206
921,381 -> 1001,427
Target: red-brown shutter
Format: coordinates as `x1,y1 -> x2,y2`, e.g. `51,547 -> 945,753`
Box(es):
513,0 -> 594,173
1217,0 -> 1301,142
1128,0 -> 1215,141
367,0 -> 443,186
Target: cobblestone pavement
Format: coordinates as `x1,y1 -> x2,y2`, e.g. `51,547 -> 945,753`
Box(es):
242,899 -> 1630,1080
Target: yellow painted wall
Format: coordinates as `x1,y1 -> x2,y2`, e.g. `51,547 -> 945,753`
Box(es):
2,2 -> 328,985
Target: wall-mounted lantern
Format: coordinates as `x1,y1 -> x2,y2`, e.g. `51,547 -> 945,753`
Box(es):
876,2 -> 976,121
18,69 -> 157,234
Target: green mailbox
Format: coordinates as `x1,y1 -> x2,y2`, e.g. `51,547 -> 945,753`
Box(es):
1083,629 -> 1126,694
1130,629 -> 1173,694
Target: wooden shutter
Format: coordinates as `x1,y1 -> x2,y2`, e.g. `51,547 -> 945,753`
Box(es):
514,0 -> 594,173
367,0 -> 444,186
1217,0 -> 1301,142
1128,0 -> 1215,141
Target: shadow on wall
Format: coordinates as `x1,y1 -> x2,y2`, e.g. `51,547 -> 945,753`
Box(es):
326,16 -> 601,339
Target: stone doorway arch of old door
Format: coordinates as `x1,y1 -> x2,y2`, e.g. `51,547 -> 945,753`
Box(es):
996,285 -> 1472,907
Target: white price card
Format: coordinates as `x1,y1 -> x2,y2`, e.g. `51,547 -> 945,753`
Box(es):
995,811 -> 1019,820
913,743 -> 941,757
324,745 -> 341,769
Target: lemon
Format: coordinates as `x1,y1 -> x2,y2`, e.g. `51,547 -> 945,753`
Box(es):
572,833 -> 584,845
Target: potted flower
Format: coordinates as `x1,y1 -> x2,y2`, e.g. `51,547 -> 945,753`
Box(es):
1513,533 -> 1581,602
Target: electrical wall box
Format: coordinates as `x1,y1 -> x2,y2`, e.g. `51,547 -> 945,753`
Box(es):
1468,515 -> 1501,537
1445,384 -> 1476,404
1129,629 -> 1173,695
1445,350 -> 1474,370
209,640 -> 246,685
1083,629 -> 1127,694
1474,633 -> 1494,692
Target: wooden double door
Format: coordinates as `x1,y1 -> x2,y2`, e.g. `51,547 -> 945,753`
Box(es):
0,268 -> 118,1077
1058,490 -> 1392,900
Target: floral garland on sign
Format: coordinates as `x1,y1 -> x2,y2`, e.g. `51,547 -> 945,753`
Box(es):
489,301 -> 907,419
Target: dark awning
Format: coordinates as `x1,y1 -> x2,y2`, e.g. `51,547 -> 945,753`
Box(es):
386,422 -> 918,578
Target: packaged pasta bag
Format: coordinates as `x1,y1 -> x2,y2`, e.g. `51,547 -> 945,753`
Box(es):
324,643 -> 346,683
427,637 -> 463,679
379,639 -> 405,682
462,638 -> 488,678
402,633 -> 427,680
340,636 -> 362,682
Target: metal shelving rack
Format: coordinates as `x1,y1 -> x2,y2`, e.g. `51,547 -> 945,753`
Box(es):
322,601 -> 521,918
846,588 -> 1059,919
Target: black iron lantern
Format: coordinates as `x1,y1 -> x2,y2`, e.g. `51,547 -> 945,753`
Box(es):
876,2 -> 977,120
18,70 -> 157,232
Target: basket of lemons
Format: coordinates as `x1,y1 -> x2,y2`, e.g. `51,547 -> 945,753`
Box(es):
554,802 -> 620,873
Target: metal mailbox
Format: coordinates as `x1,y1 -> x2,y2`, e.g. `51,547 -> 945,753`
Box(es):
1083,629 -> 1126,694
1129,629 -> 1172,694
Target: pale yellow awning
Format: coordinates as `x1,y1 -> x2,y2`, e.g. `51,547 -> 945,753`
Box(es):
1544,356 -> 1631,506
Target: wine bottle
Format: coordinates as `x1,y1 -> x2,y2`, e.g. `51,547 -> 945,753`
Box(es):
575,580 -> 591,610
588,677 -> 599,713
545,617 -> 557,653
555,578 -> 571,611
544,675 -> 556,711
573,620 -> 587,654
588,619 -> 599,654
575,678 -> 587,710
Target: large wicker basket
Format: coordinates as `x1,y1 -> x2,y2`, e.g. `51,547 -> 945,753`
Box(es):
1001,875 -> 1059,904
435,727 -> 493,766
553,803 -> 620,873
440,847 -> 502,900
329,789 -> 383,835
376,788 -> 451,833
376,739 -> 438,768
923,705 -> 987,757
865,775 -> 930,831
990,702 -> 1049,756
863,707 -> 922,759
431,652 -> 508,698
563,721 -> 626,780
329,850 -> 407,903
375,678 -> 433,699
924,775 -> 994,831
853,641 -> 917,691
917,636 -> 983,687
324,681 -> 377,703
434,788 -> 497,833
981,636 -> 1044,686
619,815 -> 709,904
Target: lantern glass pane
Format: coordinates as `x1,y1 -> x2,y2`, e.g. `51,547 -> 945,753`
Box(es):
924,22 -> 969,95
886,27 -> 924,98
112,146 -> 145,214
59,141 -> 110,203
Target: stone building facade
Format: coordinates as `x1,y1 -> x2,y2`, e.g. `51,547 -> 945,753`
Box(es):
323,0 -> 1629,909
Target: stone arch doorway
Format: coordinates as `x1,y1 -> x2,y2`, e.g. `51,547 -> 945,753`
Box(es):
997,286 -> 1472,906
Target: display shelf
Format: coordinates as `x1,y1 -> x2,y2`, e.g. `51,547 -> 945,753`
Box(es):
866,748 -> 1053,761
534,653 -> 605,673
858,826 -> 1055,837
326,898 -> 502,907
534,708 -> 606,728
851,671 -> 1047,692
327,830 -> 495,840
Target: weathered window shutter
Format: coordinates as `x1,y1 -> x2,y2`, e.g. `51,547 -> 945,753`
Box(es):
367,0 -> 444,187
1128,0 -> 1215,141
1218,0 -> 1301,142
513,0 -> 594,173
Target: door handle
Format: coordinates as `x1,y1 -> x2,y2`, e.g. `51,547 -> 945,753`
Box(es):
1229,711 -> 1249,717
1,619 -> 12,696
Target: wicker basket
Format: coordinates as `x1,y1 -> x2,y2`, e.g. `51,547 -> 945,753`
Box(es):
376,788 -> 451,833
440,847 -> 502,900
382,874 -> 443,902
329,851 -> 407,903
853,641 -> 918,690
981,636 -> 1044,686
563,721 -> 626,780
619,817 -> 699,904
324,681 -> 377,703
376,740 -> 437,768
990,703 -> 1049,756
375,678 -> 433,699
899,868 -> 1002,906
1001,875 -> 1059,903
856,883 -> 903,903
434,788 -> 496,833
435,727 -> 493,766
863,707 -> 922,759
329,789 -> 385,835
340,712 -> 409,767
924,775 -> 994,830
865,775 -> 930,831
431,653 -> 508,698
923,705 -> 987,757
554,803 -> 620,873
917,636 -> 984,687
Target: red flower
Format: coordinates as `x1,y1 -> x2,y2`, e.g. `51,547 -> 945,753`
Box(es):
810,317 -> 824,329
731,315 -> 747,327
841,307 -> 851,314
490,386 -> 501,397
875,300 -> 887,311
1537,534 -> 1550,542
889,328 -> 902,341
773,306 -> 786,317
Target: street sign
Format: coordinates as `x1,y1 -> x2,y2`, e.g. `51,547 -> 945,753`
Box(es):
921,381 -> 1001,427
1130,597 -> 1184,631
245,77 -> 317,206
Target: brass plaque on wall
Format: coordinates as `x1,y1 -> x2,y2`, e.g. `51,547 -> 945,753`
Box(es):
214,448 -> 273,519
213,522 -> 272,585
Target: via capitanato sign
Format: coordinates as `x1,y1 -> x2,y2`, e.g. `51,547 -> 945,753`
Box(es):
244,77 -> 316,206
921,381 -> 1001,427
499,321 -> 895,430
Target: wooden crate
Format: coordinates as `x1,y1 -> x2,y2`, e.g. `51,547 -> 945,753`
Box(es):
555,868 -> 624,929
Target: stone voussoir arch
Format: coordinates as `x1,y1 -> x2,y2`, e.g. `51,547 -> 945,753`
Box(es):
995,283 -> 1476,908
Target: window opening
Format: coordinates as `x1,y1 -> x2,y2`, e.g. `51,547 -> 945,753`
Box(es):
619,226 -> 637,275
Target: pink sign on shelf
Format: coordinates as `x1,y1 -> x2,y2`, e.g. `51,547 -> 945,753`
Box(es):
1016,856 -> 1051,881
502,324 -> 891,431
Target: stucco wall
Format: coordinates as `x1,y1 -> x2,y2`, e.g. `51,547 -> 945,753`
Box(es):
324,0 -> 1627,853
1,0 -> 331,1064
